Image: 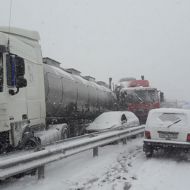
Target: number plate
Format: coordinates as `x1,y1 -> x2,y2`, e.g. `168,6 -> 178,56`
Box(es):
158,131 -> 178,139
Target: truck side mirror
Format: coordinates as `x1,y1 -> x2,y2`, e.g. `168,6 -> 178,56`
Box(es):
15,56 -> 25,77
6,54 -> 27,95
15,57 -> 27,88
6,54 -> 16,87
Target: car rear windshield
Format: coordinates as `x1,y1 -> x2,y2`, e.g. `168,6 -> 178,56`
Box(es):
148,112 -> 187,127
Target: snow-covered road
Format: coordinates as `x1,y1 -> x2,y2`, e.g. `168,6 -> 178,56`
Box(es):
1,137 -> 190,190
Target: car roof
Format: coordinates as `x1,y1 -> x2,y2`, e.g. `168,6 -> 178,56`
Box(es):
86,111 -> 138,131
100,111 -> 136,117
149,108 -> 190,115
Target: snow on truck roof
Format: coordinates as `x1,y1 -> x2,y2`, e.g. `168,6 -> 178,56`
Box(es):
0,27 -> 41,63
0,27 -> 40,41
121,87 -> 157,92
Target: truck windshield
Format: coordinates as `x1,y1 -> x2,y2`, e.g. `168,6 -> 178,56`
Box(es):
0,54 -> 3,92
135,90 -> 159,103
122,89 -> 158,103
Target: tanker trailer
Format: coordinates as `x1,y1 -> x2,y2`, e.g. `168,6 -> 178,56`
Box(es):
43,59 -> 116,136
0,27 -> 116,153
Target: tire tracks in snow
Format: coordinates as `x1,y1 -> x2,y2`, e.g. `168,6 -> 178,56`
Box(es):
70,142 -> 143,190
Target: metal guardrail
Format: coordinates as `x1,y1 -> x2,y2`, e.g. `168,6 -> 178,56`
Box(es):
0,125 -> 144,180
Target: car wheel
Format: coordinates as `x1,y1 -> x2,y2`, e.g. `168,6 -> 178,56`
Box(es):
145,150 -> 153,158
143,144 -> 153,158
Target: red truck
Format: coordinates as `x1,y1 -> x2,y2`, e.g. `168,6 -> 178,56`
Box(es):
115,76 -> 160,124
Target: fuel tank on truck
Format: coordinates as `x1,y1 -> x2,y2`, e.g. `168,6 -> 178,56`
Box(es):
43,58 -> 116,121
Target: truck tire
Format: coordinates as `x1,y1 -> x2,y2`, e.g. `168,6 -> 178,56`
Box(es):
24,137 -> 41,150
61,124 -> 69,139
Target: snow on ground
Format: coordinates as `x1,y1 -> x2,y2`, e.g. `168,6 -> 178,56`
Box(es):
1,137 -> 190,190
131,156 -> 190,190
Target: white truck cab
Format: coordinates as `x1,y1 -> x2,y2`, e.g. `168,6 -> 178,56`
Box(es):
143,108 -> 190,157
0,27 -> 46,152
0,26 -> 116,153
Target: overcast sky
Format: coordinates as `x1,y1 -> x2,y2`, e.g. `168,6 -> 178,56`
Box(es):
1,0 -> 190,101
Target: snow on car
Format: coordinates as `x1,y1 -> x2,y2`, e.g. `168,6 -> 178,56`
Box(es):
143,108 -> 190,157
86,111 -> 139,132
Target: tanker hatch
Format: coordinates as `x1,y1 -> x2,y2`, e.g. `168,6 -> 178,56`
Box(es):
83,76 -> 96,82
43,57 -> 61,68
65,68 -> 81,76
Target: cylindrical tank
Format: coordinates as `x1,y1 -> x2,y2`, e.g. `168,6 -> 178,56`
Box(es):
43,63 -> 116,120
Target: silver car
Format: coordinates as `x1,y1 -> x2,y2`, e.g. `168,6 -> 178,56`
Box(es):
86,111 -> 139,132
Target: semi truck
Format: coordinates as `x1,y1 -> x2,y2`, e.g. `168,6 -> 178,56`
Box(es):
115,76 -> 160,124
0,27 -> 116,153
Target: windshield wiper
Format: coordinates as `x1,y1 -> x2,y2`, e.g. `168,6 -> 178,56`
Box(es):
167,119 -> 181,128
134,93 -> 143,103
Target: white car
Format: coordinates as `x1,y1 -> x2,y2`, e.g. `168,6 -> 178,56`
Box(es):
143,108 -> 190,157
86,111 -> 139,132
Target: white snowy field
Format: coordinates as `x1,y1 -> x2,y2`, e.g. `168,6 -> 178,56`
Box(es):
1,137 -> 190,190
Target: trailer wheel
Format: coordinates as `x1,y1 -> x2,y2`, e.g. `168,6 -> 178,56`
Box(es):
61,124 -> 69,139
0,142 -> 6,154
24,137 -> 41,150
62,130 -> 68,139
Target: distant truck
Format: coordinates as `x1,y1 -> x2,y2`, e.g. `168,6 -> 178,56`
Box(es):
0,27 -> 116,153
115,76 -> 160,124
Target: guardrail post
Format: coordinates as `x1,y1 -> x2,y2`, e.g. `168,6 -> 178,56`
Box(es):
93,147 -> 98,157
122,138 -> 127,145
38,165 -> 45,180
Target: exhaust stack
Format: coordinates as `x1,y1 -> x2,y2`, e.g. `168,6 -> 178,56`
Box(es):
109,77 -> 112,90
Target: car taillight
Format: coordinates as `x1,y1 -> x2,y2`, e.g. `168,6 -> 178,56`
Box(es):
186,134 -> 190,142
145,131 -> 151,139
